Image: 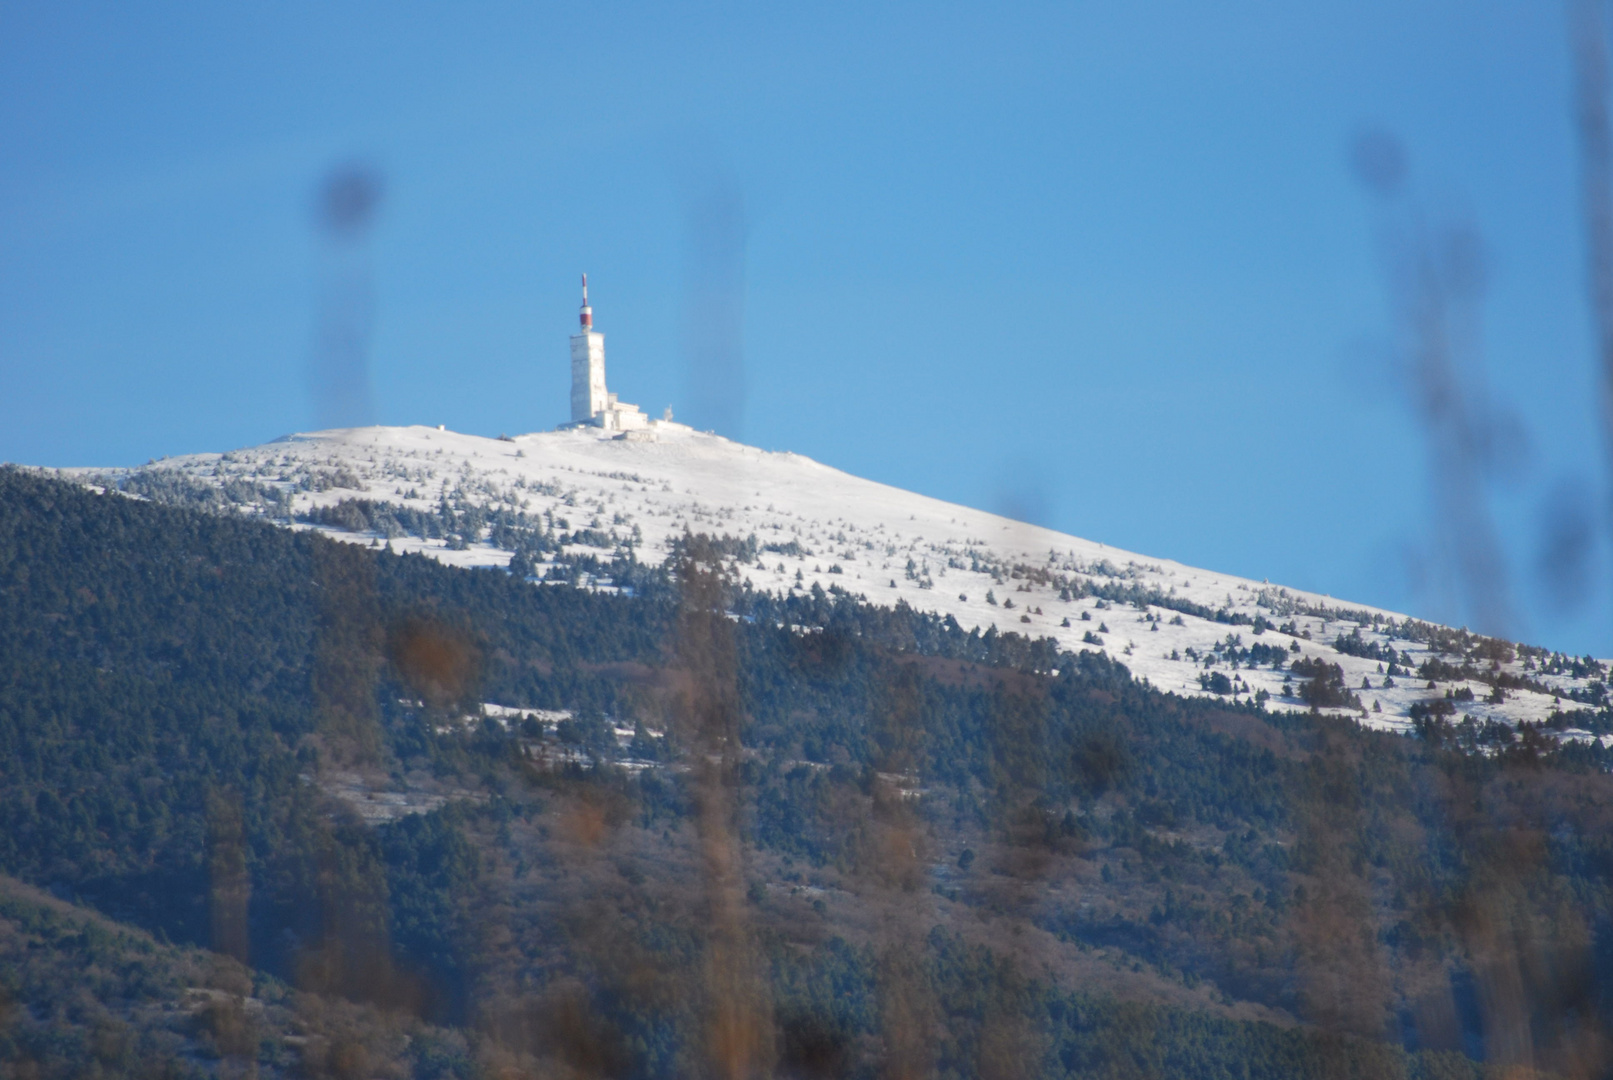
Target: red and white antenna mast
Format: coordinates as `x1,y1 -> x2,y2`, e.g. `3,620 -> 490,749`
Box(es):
579,272 -> 593,329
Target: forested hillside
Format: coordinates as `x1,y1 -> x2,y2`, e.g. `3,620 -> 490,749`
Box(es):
3,465 -> 1612,1078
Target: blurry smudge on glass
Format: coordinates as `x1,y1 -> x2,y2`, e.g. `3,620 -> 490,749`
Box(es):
673,541 -> 773,1078
1536,474 -> 1598,614
312,539 -> 385,766
991,458 -> 1054,533
681,169 -> 747,441
1349,127 -> 1523,639
1571,0 -> 1613,633
310,162 -> 384,431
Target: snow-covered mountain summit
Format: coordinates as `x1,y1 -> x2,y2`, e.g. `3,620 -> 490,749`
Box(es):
63,422 -> 1607,738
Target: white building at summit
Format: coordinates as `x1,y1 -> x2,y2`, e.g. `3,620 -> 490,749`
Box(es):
566,275 -> 650,432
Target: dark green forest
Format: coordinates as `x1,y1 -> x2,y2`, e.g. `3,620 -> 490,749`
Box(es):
3,465 -> 1613,1078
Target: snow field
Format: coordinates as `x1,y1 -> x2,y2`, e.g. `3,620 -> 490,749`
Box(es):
64,423 -> 1608,738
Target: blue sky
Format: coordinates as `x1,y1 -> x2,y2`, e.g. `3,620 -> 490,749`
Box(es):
2,1 -> 1609,656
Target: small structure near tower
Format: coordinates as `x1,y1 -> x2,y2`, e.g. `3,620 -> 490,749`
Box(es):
567,274 -> 648,432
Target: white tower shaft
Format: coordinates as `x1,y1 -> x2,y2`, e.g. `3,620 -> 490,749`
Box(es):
569,273 -> 607,423
570,330 -> 607,422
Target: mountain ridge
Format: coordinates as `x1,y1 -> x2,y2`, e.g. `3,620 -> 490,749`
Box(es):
54,422 -> 1608,737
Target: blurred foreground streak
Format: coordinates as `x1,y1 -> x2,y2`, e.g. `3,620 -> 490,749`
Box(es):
681,173 -> 747,440
1574,1 -> 1613,638
1574,0 -> 1613,494
676,541 -> 774,1077
1350,127 -> 1521,639
309,163 -> 384,430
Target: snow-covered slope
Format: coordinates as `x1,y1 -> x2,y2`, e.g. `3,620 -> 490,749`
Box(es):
61,423 -> 1608,738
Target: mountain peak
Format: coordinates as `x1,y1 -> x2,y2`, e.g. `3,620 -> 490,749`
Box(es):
61,422 -> 1609,735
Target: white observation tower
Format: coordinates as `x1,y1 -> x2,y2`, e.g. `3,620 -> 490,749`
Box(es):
567,274 -> 647,431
